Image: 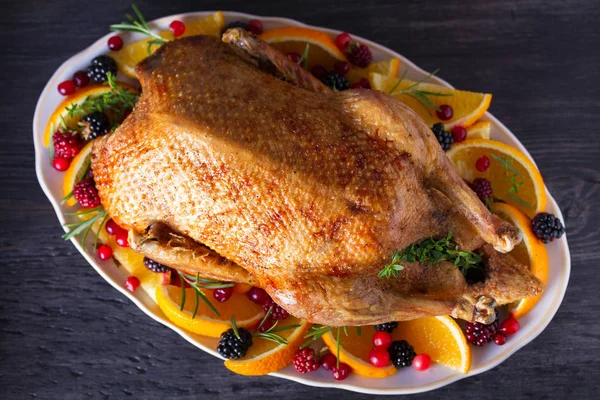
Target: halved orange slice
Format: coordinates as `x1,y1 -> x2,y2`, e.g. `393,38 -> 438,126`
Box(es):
322,326 -> 397,378
466,120 -> 491,140
446,139 -> 546,217
393,316 -> 471,373
369,72 -> 492,129
62,140 -> 94,206
111,12 -> 225,79
261,27 -> 347,71
224,317 -> 311,376
492,202 -> 548,318
156,285 -> 264,338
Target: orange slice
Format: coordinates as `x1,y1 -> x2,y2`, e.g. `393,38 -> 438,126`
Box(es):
62,140 -> 94,206
156,285 -> 264,338
466,120 -> 491,140
446,139 -> 546,217
111,12 -> 225,79
322,326 -> 396,378
261,27 -> 347,71
369,72 -> 492,129
346,58 -> 401,84
393,316 -> 471,373
492,202 -> 548,318
224,317 -> 311,375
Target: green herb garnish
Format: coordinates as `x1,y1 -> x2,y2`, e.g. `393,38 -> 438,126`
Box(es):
251,307 -> 301,345
388,68 -> 452,114
62,206 -> 108,242
110,4 -> 169,56
378,232 -> 483,278
177,272 -> 234,318
297,44 -> 310,70
490,153 -> 534,209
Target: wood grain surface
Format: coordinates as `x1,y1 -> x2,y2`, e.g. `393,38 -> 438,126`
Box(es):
1,0 -> 599,398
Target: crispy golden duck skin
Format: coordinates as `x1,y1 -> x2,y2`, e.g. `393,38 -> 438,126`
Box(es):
92,30 -> 542,325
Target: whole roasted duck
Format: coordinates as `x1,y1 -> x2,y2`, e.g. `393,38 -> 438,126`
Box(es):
92,29 -> 543,326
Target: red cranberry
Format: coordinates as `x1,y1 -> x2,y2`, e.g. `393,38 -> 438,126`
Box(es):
451,126 -> 467,143
97,245 -> 113,261
499,317 -> 520,335
115,231 -> 129,247
334,61 -> 350,76
287,52 -> 301,63
246,19 -> 263,35
105,219 -> 120,236
494,334 -> 507,345
335,32 -> 352,51
247,287 -> 269,304
332,362 -> 351,380
73,71 -> 89,87
475,155 -> 491,172
213,287 -> 233,302
258,318 -> 275,333
413,354 -> 431,371
58,80 -> 76,96
125,276 -> 140,292
320,353 -> 337,371
369,347 -> 390,368
359,78 -> 371,89
52,157 -> 70,171
310,65 -> 327,80
107,35 -> 123,51
436,104 -> 453,121
372,331 -> 392,349
169,20 -> 186,37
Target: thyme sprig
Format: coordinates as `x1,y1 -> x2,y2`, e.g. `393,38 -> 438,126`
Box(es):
388,68 -> 452,114
110,4 -> 169,55
177,272 -> 234,318
64,72 -> 139,132
378,232 -> 483,278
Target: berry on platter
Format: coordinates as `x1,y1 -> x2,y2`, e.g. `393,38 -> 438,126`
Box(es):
375,321 -> 398,333
499,317 -> 520,335
320,353 -> 337,371
73,71 -> 89,87
107,35 -> 123,51
464,316 -> 499,346
322,71 -> 350,91
52,157 -> 70,171
262,298 -> 289,320
217,327 -> 253,360
335,32 -> 352,51
475,155 -> 491,172
246,19 -> 263,35
432,123 -> 454,151
73,178 -> 101,208
369,347 -> 390,368
436,104 -> 454,121
372,330 -> 393,349
413,354 -> 431,371
57,80 -> 76,96
213,287 -> 234,303
53,131 -> 83,160
494,334 -> 507,346
332,362 -> 352,380
531,212 -> 565,244
143,257 -> 170,273
348,43 -> 372,68
115,230 -> 129,247
388,340 -> 416,368
247,287 -> 269,304
293,348 -> 320,374
125,276 -> 140,292
170,20 -> 186,37
97,245 -> 113,261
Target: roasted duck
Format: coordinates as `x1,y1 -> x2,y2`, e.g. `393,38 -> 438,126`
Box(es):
91,29 -> 543,326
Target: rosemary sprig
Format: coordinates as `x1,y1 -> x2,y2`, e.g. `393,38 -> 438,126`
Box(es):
177,272 -> 234,317
388,68 -> 452,114
379,232 -> 483,278
109,4 -> 168,47
297,44 -> 310,70
62,206 -> 108,241
490,154 -> 534,209
251,307 -> 301,345
301,324 -> 332,349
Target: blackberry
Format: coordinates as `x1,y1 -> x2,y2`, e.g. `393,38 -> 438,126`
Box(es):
532,213 -> 565,244
348,43 -> 372,68
431,123 -> 454,151
388,340 -> 416,368
293,348 -> 320,374
143,257 -> 170,273
374,321 -> 398,333
86,55 -> 117,83
263,298 -> 289,320
81,112 -> 110,139
470,178 -> 493,201
217,327 -> 253,359
322,71 -> 350,91
223,20 -> 248,33
464,313 -> 499,346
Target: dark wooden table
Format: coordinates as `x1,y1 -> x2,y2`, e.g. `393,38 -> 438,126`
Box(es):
2,0 -> 599,398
